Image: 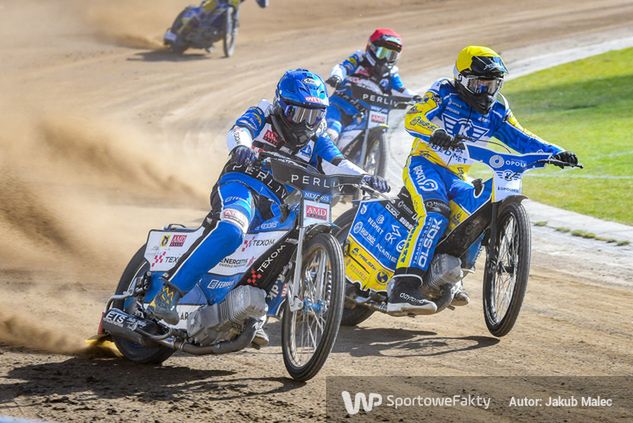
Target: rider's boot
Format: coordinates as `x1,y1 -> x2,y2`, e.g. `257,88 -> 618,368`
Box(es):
146,279 -> 183,325
251,316 -> 269,349
387,276 -> 437,315
451,281 -> 470,306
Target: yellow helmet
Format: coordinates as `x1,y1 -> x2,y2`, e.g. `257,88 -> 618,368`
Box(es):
453,46 -> 508,114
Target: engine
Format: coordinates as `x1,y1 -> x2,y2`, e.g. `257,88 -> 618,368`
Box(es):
186,285 -> 267,346
421,254 -> 464,299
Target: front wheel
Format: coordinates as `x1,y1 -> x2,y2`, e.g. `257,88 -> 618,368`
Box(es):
483,202 -> 531,337
281,232 -> 345,381
110,245 -> 174,364
222,8 -> 237,57
363,132 -> 387,178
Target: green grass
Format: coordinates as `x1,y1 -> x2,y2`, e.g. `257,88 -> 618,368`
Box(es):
499,47 -> 633,225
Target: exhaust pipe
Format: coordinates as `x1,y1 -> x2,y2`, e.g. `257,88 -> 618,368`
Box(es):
158,319 -> 258,355
102,308 -> 258,355
101,308 -> 159,346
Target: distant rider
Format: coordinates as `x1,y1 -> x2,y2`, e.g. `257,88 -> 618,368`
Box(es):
174,0 -> 268,38
387,46 -> 579,315
148,69 -> 390,344
325,28 -> 420,143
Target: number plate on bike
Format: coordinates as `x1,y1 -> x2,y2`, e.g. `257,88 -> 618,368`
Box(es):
368,111 -> 388,128
302,200 -> 331,226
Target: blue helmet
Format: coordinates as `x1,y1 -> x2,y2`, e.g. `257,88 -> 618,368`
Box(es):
273,69 -> 329,149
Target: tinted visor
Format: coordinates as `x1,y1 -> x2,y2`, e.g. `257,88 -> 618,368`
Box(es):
283,104 -> 326,127
463,76 -> 503,95
373,46 -> 400,63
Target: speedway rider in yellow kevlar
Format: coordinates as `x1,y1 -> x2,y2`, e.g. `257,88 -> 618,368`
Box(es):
387,46 -> 579,315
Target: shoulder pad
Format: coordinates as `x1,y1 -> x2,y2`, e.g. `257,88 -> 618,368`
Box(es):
256,99 -> 273,116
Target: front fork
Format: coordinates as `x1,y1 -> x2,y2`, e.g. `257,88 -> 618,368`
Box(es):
485,202 -> 501,276
287,226 -> 306,312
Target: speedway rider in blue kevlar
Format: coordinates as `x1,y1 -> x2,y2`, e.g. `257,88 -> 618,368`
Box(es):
325,28 -> 420,142
387,46 -> 579,315
147,69 -> 390,342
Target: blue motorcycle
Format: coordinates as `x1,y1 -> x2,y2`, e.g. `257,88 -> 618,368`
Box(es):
334,78 -> 414,177
163,1 -> 238,57
98,153 -> 365,381
334,142 -> 582,337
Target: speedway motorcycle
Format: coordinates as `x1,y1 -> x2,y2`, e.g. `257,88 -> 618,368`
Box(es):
163,1 -> 238,57
98,153 -> 366,381
334,78 -> 415,178
334,142 -> 582,337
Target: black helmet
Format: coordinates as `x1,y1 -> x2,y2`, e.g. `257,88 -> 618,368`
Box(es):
454,46 -> 508,114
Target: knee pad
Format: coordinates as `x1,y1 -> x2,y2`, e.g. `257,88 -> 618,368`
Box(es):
219,208 -> 250,234
424,199 -> 450,219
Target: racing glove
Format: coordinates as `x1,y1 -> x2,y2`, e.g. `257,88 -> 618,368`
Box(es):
230,145 -> 257,166
326,75 -> 342,89
363,175 -> 391,193
552,150 -> 578,167
412,94 -> 423,102
429,129 -> 463,150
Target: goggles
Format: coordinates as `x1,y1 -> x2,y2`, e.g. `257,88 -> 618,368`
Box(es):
282,103 -> 326,127
461,75 -> 504,95
372,46 -> 400,63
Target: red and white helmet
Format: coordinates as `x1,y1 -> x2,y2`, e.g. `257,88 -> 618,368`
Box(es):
365,28 -> 402,77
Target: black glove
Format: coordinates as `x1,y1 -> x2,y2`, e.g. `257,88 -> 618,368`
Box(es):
231,145 -> 257,166
552,150 -> 578,167
362,175 -> 391,193
326,75 -> 342,89
429,129 -> 463,150
412,94 -> 423,102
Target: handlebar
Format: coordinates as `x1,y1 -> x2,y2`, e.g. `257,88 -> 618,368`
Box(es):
453,139 -> 583,169
257,150 -> 373,193
537,158 -> 584,169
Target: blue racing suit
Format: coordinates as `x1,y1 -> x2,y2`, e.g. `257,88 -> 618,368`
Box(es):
326,51 -> 415,139
396,78 -> 562,278
163,100 -> 364,293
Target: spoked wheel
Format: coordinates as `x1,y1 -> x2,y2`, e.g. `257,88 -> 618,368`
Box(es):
483,202 -> 531,337
333,208 -> 375,326
362,132 -> 387,178
110,245 -> 174,364
281,232 -> 345,381
222,8 -> 237,57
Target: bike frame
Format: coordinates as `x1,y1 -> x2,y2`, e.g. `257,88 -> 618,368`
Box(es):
336,80 -> 410,164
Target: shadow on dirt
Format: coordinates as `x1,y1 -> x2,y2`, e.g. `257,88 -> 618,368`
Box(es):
334,326 -> 500,358
128,49 -> 209,62
1,357 -> 304,406
262,320 -> 499,358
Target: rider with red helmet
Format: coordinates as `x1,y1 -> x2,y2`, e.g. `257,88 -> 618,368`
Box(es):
325,28 -> 419,142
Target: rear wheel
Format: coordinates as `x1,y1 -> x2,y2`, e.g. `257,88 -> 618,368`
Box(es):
222,8 -> 237,57
281,233 -> 345,381
333,208 -> 375,326
110,246 -> 174,364
483,202 -> 531,337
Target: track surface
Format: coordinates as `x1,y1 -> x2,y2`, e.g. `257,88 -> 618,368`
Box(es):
1,1 -> 632,421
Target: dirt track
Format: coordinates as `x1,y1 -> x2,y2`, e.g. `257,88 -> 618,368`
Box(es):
1,0 -> 633,421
